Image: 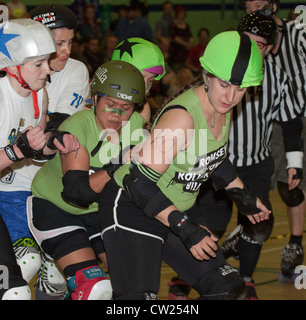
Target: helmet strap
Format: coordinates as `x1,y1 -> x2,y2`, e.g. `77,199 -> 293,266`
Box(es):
3,66 -> 40,119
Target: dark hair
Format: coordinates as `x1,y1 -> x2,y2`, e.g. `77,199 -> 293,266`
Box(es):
0,70 -> 7,78
197,28 -> 210,37
239,0 -> 279,13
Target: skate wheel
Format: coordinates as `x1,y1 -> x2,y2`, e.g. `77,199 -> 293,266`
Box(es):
278,272 -> 293,283
292,272 -> 299,283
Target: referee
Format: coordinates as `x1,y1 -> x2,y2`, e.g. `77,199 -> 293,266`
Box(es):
241,0 -> 306,284
197,9 -> 303,299
265,1 -> 306,280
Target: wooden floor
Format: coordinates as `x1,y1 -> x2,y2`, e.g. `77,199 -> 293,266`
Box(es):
158,189 -> 306,300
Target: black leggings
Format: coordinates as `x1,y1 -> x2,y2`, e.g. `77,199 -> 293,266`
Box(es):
0,215 -> 26,297
0,215 -> 17,266
103,225 -> 225,298
103,228 -> 162,299
100,180 -> 228,299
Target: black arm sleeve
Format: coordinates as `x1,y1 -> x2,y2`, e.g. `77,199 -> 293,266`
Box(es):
281,117 -> 304,152
46,112 -> 70,130
210,158 -> 238,190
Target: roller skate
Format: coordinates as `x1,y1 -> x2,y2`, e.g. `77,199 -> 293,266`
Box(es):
220,225 -> 241,260
35,253 -> 69,300
278,243 -> 304,283
243,277 -> 259,300
168,276 -> 191,300
67,266 -> 112,300
13,237 -> 41,283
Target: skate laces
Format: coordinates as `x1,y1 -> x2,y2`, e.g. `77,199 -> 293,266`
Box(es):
220,225 -> 241,256
13,237 -> 40,251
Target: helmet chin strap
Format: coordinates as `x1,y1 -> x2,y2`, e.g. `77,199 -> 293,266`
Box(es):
3,66 -> 40,119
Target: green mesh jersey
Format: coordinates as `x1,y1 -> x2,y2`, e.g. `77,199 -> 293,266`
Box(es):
31,109 -> 146,215
115,88 -> 230,212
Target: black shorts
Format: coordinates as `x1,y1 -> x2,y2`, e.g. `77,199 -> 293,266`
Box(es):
99,179 -> 169,242
27,195 -> 104,261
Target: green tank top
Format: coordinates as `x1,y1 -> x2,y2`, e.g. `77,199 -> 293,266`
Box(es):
31,109 -> 146,215
115,88 -> 230,212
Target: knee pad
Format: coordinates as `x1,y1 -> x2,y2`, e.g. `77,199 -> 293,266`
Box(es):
240,214 -> 274,244
2,285 -> 31,300
13,238 -> 41,283
68,266 -> 112,300
194,264 -> 246,300
277,181 -> 305,207
1,265 -> 31,300
114,292 -> 159,300
36,254 -> 67,298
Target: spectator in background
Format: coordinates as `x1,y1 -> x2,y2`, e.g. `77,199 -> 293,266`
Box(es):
6,0 -> 27,19
70,0 -> 87,26
100,34 -> 119,64
167,67 -> 194,98
70,38 -> 91,71
107,4 -> 128,36
83,37 -> 104,79
113,2 -> 154,41
155,1 -> 174,50
185,28 -> 210,76
168,5 -> 194,72
78,4 -> 103,44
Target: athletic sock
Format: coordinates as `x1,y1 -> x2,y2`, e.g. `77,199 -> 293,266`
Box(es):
63,259 -> 99,278
289,234 -> 302,247
238,236 -> 262,278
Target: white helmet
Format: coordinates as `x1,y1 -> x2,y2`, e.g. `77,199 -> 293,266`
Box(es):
0,18 -> 56,69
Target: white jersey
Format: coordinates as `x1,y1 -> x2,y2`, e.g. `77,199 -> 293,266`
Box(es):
45,58 -> 89,115
0,76 -> 44,192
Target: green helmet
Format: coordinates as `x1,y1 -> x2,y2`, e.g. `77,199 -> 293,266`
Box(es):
91,60 -> 145,105
199,31 -> 263,88
111,37 -> 165,80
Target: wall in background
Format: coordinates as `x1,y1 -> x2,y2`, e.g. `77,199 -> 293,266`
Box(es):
4,0 -> 305,38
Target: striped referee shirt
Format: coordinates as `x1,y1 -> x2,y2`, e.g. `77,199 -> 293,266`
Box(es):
267,19 -> 306,116
228,59 -> 302,167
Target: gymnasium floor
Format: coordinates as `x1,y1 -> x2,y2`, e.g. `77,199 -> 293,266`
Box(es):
158,189 -> 306,300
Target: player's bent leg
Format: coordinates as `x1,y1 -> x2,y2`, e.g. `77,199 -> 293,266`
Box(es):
193,264 -> 246,300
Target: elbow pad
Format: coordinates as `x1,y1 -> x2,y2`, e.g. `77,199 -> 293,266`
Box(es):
61,170 -> 100,209
123,162 -> 173,218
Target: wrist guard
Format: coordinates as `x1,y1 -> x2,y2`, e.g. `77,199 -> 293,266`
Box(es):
226,187 -> 260,216
4,144 -> 23,162
168,210 -> 211,249
16,130 -> 44,159
102,144 -> 134,178
46,129 -> 70,150
291,168 -> 303,180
